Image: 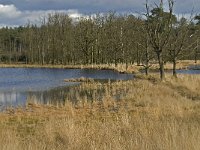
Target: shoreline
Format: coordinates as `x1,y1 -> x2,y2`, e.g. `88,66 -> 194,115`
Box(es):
0,61 -> 200,74
0,63 -> 141,74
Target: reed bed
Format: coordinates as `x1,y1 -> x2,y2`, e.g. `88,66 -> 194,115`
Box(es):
0,63 -> 141,73
0,74 -> 200,150
0,60 -> 199,74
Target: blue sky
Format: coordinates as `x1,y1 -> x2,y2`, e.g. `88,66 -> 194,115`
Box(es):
0,0 -> 199,27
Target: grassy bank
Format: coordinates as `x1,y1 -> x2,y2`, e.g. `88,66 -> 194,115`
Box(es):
162,60 -> 200,70
0,60 -> 199,74
0,63 -> 141,73
0,74 -> 200,150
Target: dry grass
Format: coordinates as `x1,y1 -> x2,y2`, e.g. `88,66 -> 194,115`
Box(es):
162,60 -> 200,70
0,63 -> 141,73
0,74 -> 200,150
0,60 -> 199,74
64,77 -> 95,82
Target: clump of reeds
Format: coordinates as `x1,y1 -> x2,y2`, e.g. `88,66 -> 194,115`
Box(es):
64,77 -> 95,82
0,63 -> 143,73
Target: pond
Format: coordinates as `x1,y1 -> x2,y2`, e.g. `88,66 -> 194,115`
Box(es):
177,69 -> 200,74
0,68 -> 133,110
147,65 -> 200,74
177,65 -> 200,74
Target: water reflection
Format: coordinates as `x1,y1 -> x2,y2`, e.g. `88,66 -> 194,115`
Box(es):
0,86 -> 79,110
0,91 -> 27,111
0,68 -> 133,109
177,65 -> 200,74
0,83 -> 126,111
188,65 -> 200,70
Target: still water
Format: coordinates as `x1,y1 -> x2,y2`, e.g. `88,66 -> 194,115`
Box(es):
177,65 -> 200,74
0,68 -> 133,110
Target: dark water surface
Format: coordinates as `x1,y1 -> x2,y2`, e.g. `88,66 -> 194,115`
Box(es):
147,65 -> 200,74
177,69 -> 200,74
0,68 -> 133,110
177,65 -> 200,74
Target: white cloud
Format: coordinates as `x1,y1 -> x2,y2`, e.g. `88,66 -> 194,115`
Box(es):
67,9 -> 83,18
0,4 -> 21,18
0,1 -> 199,27
0,4 -> 83,27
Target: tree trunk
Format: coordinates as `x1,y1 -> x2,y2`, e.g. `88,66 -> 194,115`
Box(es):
136,43 -> 140,66
145,66 -> 149,76
145,40 -> 149,76
157,52 -> 165,80
9,40 -> 12,64
172,59 -> 177,77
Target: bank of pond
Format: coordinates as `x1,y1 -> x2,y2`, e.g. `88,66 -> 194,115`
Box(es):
0,66 -> 199,110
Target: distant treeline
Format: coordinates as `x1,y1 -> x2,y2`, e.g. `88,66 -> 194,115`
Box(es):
0,2 -> 199,71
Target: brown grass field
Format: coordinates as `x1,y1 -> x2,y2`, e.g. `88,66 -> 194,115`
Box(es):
0,74 -> 200,150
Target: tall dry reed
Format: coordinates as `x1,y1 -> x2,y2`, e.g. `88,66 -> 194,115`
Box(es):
0,74 -> 200,150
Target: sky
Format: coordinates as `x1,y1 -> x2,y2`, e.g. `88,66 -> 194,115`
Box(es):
0,0 -> 199,27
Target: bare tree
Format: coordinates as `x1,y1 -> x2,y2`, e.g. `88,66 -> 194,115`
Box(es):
167,17 -> 196,77
145,0 -> 175,80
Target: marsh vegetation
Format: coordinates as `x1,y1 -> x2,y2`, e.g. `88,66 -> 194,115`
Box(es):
0,74 -> 200,150
0,0 -> 200,149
